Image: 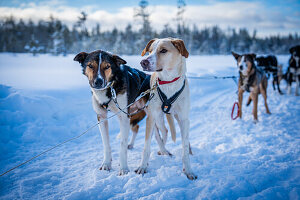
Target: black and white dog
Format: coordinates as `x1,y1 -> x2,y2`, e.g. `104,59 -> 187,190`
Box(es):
284,45 -> 300,95
255,55 -> 283,94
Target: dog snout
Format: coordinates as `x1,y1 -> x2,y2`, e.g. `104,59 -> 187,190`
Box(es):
94,78 -> 103,88
140,59 -> 150,70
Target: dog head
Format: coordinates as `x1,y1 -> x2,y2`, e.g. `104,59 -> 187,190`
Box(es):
289,45 -> 300,67
232,52 -> 256,76
74,50 -> 126,89
140,38 -> 189,73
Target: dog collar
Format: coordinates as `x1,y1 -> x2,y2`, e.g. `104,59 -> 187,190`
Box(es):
158,77 -> 181,85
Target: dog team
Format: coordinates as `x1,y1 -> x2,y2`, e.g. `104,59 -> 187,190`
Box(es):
74,39 -> 299,180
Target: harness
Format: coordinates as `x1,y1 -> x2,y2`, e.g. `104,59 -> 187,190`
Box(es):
240,66 -> 264,92
156,77 -> 186,114
110,65 -> 154,116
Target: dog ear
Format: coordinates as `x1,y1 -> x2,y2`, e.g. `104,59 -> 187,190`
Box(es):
289,47 -> 295,54
112,55 -> 127,66
250,53 -> 256,59
141,39 -> 157,56
231,51 -> 240,60
171,39 -> 189,58
74,52 -> 88,64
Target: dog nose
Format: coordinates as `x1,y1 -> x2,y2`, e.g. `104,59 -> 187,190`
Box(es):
94,78 -> 103,87
239,65 -> 243,70
140,59 -> 150,69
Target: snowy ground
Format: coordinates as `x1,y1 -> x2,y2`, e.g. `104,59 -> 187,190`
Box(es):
0,53 -> 299,200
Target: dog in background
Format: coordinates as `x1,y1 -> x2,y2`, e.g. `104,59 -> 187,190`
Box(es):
284,45 -> 300,95
255,55 -> 283,94
137,38 -> 197,180
232,52 -> 271,122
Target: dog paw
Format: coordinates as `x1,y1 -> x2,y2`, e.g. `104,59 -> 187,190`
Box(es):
253,119 -> 258,124
118,168 -> 129,176
157,150 -> 173,156
135,167 -> 148,175
128,144 -> 134,149
183,169 -> 197,180
99,163 -> 111,171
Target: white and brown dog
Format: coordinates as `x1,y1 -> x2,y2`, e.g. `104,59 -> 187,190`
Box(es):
136,38 -> 197,180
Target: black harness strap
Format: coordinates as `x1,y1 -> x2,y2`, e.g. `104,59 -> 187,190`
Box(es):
157,79 -> 186,114
101,98 -> 112,110
240,67 -> 256,92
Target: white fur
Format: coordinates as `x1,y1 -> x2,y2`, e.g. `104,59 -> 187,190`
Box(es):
92,89 -> 130,174
238,56 -> 248,76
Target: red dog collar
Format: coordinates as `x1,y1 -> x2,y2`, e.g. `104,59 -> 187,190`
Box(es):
158,77 -> 181,85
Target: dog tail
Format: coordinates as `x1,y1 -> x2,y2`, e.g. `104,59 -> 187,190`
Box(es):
166,114 -> 176,143
246,96 -> 252,106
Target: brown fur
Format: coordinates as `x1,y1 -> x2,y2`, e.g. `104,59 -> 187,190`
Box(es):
171,39 -> 189,58
141,39 -> 156,56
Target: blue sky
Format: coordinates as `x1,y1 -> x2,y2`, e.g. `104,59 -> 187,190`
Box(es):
0,0 -> 299,37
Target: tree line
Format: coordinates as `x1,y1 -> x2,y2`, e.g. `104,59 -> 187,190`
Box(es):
0,14 -> 299,56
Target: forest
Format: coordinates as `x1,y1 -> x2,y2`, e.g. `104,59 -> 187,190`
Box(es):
1,4 -> 299,56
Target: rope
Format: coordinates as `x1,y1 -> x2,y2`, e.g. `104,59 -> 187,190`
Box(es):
0,98 -> 137,177
187,75 -> 238,80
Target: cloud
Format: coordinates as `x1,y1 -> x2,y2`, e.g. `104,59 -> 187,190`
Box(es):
0,1 -> 299,36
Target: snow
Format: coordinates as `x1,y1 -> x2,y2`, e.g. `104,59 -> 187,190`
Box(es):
0,53 -> 299,199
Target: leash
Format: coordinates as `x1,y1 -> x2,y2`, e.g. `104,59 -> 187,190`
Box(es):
187,75 -> 238,80
111,83 -> 157,116
0,85 -> 155,177
230,76 -> 240,120
231,102 -> 240,120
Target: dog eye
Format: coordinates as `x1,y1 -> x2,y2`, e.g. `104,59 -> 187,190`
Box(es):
88,65 -> 93,69
104,65 -> 110,70
160,49 -> 167,53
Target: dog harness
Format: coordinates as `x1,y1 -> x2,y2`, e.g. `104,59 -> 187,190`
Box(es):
240,66 -> 264,92
121,65 -> 151,105
157,77 -> 186,114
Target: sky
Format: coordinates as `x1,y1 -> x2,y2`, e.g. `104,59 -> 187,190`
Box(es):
0,0 -> 300,37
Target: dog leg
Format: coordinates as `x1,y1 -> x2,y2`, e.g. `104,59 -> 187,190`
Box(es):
118,114 -> 130,175
155,118 -> 168,145
135,115 -> 155,175
287,73 -> 293,94
252,93 -> 259,122
246,96 -> 252,106
238,89 -> 244,118
296,76 -> 299,96
287,84 -> 292,94
261,88 -> 271,114
128,124 -> 138,149
174,114 -> 197,180
97,114 -> 112,171
155,126 -> 172,156
276,77 -> 283,95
